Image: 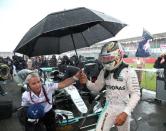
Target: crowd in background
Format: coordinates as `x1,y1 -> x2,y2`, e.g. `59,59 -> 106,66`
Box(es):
0,54 -> 103,81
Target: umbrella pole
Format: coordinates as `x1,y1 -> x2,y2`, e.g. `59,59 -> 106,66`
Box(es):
71,34 -> 79,57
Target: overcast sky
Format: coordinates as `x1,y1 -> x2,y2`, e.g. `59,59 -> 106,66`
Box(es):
0,0 -> 166,52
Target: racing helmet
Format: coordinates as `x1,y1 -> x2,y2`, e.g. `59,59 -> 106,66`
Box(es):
99,41 -> 124,71
27,104 -> 45,119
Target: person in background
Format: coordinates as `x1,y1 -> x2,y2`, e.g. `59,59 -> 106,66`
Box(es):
26,59 -> 34,70
49,55 -> 57,67
40,56 -> 48,68
154,52 -> 166,127
154,52 -> 166,87
61,55 -> 72,65
33,56 -> 42,70
21,71 -> 81,131
135,57 -> 145,85
79,41 -> 140,131
3,56 -> 13,80
12,55 -> 26,71
135,57 -> 145,96
154,52 -> 166,71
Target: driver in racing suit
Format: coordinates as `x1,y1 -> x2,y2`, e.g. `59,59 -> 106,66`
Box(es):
80,41 -> 140,131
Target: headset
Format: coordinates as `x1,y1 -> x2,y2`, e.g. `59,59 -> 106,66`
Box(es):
24,72 -> 51,105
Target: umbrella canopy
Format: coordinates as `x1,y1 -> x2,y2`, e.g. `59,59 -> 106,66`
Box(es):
14,7 -> 127,57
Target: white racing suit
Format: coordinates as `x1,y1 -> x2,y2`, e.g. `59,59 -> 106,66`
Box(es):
86,67 -> 140,131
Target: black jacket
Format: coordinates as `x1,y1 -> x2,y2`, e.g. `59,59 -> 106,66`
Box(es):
154,56 -> 166,80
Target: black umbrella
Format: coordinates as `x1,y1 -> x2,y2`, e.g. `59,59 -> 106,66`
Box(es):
14,7 -> 127,57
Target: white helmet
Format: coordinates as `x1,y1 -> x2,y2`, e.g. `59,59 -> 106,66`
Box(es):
99,41 -> 124,71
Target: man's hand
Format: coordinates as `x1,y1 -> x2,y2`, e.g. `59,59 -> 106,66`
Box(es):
79,70 -> 88,84
114,112 -> 128,126
58,70 -> 81,89
73,70 -> 82,80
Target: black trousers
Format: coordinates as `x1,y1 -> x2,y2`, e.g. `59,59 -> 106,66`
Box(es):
25,109 -> 56,131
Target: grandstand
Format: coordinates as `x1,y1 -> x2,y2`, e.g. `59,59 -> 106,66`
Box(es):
69,32 -> 166,58
118,32 -> 166,57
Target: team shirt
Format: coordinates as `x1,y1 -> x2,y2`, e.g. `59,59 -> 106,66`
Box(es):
21,82 -> 58,113
86,67 -> 140,115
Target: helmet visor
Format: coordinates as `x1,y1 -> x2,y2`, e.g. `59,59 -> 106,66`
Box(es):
100,49 -> 120,64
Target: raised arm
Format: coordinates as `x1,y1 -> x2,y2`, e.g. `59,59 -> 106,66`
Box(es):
58,70 -> 81,89
80,69 -> 105,93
